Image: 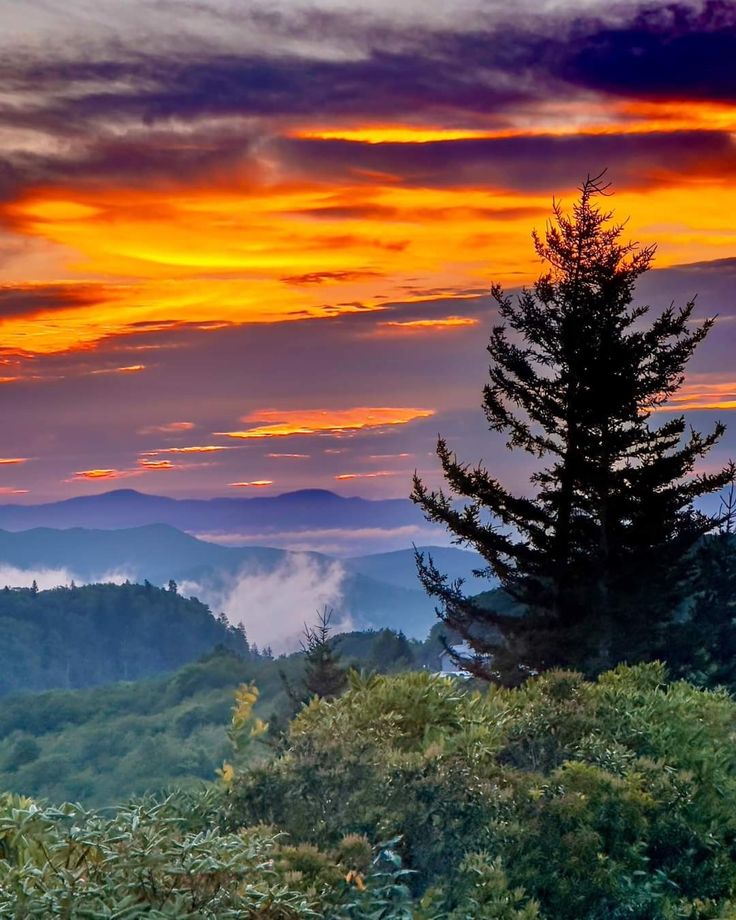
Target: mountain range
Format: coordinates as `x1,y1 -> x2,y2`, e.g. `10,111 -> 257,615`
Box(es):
0,522 -> 491,640
0,489 -> 432,550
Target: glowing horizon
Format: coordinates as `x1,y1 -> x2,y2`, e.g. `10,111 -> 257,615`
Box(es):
1,0 -> 735,500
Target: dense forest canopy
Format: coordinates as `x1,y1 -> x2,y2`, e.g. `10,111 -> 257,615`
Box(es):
0,628 -> 436,805
0,581 -> 247,695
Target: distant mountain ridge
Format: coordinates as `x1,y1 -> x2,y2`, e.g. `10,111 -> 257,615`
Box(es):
0,489 -> 428,538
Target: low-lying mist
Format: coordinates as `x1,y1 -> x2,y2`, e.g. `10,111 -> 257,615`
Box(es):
179,554 -> 352,652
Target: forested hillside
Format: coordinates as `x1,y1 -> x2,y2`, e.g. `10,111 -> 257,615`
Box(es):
0,650 -> 264,804
0,581 -> 247,695
0,630 -> 436,804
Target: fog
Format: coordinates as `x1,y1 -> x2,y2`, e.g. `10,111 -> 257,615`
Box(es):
179,553 -> 352,652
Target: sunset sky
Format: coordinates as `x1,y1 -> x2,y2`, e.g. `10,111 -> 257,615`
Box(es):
1,0 -> 736,501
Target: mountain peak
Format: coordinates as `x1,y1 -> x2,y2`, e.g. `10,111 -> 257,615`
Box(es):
274,489 -> 343,501
99,489 -> 146,498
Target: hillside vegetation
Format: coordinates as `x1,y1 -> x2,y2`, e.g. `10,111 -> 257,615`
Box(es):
223,664 -> 736,919
2,664 -> 735,918
0,631 -> 434,805
0,650 -> 258,805
0,581 -> 247,695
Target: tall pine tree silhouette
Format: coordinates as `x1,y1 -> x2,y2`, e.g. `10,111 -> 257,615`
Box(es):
412,174 -> 732,680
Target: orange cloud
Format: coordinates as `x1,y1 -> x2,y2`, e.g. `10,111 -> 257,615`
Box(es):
137,458 -> 177,470
656,381 -> 736,413
138,421 -> 196,434
140,445 -> 232,455
220,407 -> 435,440
3,98 -> 736,360
0,487 -> 29,495
292,101 -> 736,144
0,457 -> 29,465
378,316 -> 479,332
70,469 -> 125,481
0,182 -> 546,355
69,459 -> 182,481
335,471 -> 399,480
230,480 -> 274,488
293,126 -> 507,144
89,364 -> 146,375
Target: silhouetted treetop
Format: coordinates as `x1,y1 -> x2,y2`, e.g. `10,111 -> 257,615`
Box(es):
413,173 -> 733,680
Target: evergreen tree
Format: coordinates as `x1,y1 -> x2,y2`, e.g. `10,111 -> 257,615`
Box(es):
302,607 -> 347,699
412,175 -> 732,680
233,621 -> 250,656
369,629 -> 415,672
268,608 -> 347,748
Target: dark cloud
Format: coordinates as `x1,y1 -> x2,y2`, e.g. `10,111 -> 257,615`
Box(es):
0,284 -> 107,318
561,1 -> 736,101
0,1 -> 732,202
281,270 -> 383,286
1,128 -> 263,197
2,1 -> 733,134
0,45 -> 528,131
290,203 -> 546,221
3,121 -> 732,206
278,131 -> 736,191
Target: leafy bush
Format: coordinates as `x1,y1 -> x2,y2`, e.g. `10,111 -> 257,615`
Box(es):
227,664 -> 736,919
0,792 -> 418,919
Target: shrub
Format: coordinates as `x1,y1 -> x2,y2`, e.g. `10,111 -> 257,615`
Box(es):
227,665 -> 736,919
0,792 -> 416,919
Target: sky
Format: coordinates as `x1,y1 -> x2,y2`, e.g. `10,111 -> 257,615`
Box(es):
1,0 -> 736,502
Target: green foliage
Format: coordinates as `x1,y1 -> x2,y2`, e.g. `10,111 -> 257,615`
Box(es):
228,664 -> 736,919
443,855 -> 541,920
0,791 -> 423,918
0,649 -> 288,805
0,581 -> 247,696
269,611 -> 349,747
368,629 -> 416,673
302,609 -> 348,700
668,486 -> 736,687
0,627 -> 434,806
